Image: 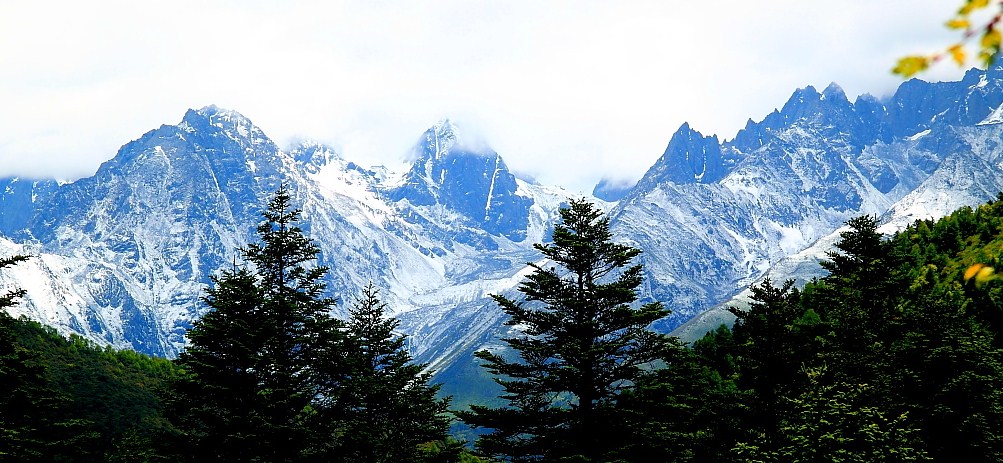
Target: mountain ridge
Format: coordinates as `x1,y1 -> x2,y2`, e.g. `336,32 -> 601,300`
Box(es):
3,66 -> 1003,384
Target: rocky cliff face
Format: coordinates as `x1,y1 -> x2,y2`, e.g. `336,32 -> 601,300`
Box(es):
608,68 -> 1003,331
0,108 -> 567,365
3,66 -> 1003,379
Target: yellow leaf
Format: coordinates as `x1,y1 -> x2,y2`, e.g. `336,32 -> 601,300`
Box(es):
949,44 -> 967,66
981,28 -> 1002,50
892,56 -> 930,77
976,266 -> 997,285
965,263 -> 986,281
961,0 -> 991,15
965,263 -> 999,286
946,18 -> 971,30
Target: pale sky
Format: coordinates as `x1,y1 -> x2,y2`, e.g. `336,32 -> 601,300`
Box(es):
0,1 -> 973,194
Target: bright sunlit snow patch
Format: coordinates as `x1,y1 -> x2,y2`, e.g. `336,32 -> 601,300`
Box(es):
775,224 -> 808,255
978,104 -> 1003,126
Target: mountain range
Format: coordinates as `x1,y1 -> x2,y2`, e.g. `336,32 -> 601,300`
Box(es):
4,65 -> 1003,386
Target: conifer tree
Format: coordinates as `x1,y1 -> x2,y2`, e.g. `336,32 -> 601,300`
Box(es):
170,266 -> 268,461
613,345 -> 742,463
171,185 -> 344,462
458,198 -> 672,462
336,282 -> 452,463
0,255 -> 27,309
729,278 -> 822,447
239,184 -> 340,460
817,215 -> 904,356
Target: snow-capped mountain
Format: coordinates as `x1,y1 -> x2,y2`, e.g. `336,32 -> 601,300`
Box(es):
387,120 -> 536,242
612,82 -> 940,330
3,65 -> 1003,383
666,66 -> 1003,341
0,107 -> 569,366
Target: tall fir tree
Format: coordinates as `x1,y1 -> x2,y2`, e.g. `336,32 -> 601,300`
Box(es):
335,282 -> 452,463
815,214 -> 906,371
170,185 -> 344,462
613,344 -> 743,463
169,266 -> 269,461
239,184 -> 340,460
458,198 -> 673,462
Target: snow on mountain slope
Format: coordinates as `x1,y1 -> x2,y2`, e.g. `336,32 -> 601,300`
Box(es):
0,107 -> 571,366
617,67 -> 1003,334
614,86 -> 923,331
3,65 -> 1003,385
672,78 -> 1003,343
0,178 -> 59,237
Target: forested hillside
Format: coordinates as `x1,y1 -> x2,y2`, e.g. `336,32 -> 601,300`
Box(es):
682,194 -> 1003,461
0,303 -> 177,461
5,193 -> 1003,461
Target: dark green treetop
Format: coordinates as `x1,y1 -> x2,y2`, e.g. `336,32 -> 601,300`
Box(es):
459,198 -> 672,462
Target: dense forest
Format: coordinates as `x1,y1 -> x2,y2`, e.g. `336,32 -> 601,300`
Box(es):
4,188 -> 1003,461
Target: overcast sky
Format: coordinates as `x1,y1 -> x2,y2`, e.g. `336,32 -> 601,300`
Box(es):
0,1 -> 975,193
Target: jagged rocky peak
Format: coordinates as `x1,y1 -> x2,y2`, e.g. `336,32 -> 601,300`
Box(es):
639,122 -> 726,186
407,118 -> 461,163
821,82 -> 848,101
780,84 -> 821,116
183,105 -> 254,132
100,106 -> 279,177
397,118 -> 502,192
288,140 -> 340,173
853,92 -> 884,114
730,81 -> 883,153
175,105 -> 275,150
776,82 -> 855,125
389,118 -> 534,241
885,66 -> 1003,136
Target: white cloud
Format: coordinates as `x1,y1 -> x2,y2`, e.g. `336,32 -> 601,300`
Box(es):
0,0 -> 972,191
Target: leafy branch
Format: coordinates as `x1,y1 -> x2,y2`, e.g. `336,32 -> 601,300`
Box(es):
894,0 -> 1003,77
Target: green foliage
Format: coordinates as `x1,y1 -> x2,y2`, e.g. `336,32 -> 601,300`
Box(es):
729,278 -> 820,438
0,254 -> 178,462
334,282 -> 452,463
170,186 -> 454,462
735,368 -> 931,463
719,197 -> 1003,461
614,346 -> 743,462
459,198 -> 675,462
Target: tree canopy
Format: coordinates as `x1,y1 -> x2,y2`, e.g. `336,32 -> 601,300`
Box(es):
7,190 -> 1003,461
169,185 -> 456,462
459,198 -> 676,462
